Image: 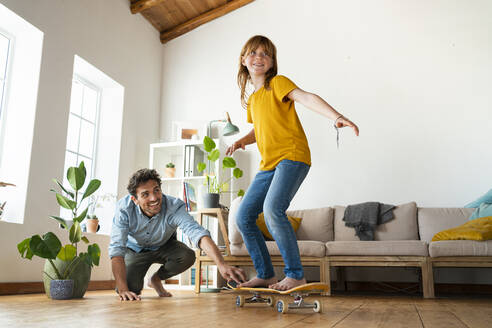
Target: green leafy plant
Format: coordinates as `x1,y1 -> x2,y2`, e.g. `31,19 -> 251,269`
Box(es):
197,136 -> 245,197
17,161 -> 102,280
166,162 -> 175,168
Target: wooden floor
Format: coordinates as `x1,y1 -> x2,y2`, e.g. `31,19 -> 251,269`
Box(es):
1,289 -> 492,328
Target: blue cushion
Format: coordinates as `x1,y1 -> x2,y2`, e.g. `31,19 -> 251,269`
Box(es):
465,188 -> 492,208
468,203 -> 492,221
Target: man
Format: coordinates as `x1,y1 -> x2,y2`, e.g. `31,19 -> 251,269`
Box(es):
109,168 -> 245,301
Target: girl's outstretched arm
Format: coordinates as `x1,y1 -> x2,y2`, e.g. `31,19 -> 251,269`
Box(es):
288,88 -> 359,136
226,128 -> 256,155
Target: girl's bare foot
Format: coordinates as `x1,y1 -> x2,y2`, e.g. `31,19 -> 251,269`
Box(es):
238,276 -> 277,288
147,274 -> 172,297
269,277 -> 306,291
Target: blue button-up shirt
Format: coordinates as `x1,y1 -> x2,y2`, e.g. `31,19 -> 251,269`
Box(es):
108,194 -> 210,259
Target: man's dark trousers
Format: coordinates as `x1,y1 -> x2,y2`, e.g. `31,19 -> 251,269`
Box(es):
124,239 -> 195,294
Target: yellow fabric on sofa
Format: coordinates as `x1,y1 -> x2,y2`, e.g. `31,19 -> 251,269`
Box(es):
432,216 -> 492,241
256,212 -> 302,240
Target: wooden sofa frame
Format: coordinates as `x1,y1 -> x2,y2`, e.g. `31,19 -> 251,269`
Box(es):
326,256 -> 434,298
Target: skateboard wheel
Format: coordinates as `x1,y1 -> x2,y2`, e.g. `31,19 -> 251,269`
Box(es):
266,296 -> 274,307
236,295 -> 245,307
313,300 -> 322,313
276,300 -> 287,314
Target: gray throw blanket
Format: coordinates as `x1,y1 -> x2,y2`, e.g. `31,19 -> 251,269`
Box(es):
343,202 -> 395,241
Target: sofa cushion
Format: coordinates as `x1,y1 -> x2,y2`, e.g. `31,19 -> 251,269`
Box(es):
228,196 -> 244,244
432,217 -> 492,241
429,240 -> 492,257
325,240 -> 428,256
417,207 -> 475,243
256,212 -> 302,240
230,240 -> 326,258
333,202 -> 418,241
228,196 -> 334,244
286,207 -> 333,242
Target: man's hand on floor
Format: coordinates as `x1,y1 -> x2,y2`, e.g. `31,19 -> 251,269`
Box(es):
118,290 -> 141,301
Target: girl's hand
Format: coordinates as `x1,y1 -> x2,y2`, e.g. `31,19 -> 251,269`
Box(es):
336,116 -> 360,136
226,140 -> 246,155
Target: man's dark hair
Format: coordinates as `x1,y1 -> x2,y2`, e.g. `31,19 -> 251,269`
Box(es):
127,168 -> 162,197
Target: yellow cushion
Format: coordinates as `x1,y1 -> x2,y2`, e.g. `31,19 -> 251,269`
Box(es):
432,216 -> 492,241
256,212 -> 302,240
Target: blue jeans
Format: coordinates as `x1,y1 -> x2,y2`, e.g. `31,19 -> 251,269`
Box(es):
236,159 -> 310,280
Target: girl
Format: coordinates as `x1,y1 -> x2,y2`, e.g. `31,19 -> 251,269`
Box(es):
226,35 -> 359,291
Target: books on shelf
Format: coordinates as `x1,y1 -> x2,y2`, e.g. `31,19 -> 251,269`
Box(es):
183,183 -> 188,210
190,267 -> 214,286
183,181 -> 197,212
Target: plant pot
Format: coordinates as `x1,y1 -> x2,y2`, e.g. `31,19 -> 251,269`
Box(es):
164,167 -> 176,178
50,279 -> 74,300
86,219 -> 99,233
44,257 -> 91,299
201,193 -> 220,209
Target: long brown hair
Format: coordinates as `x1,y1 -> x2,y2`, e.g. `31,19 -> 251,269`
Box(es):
237,35 -> 278,109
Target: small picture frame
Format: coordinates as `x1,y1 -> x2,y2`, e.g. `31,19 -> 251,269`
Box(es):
181,128 -> 199,140
172,121 -> 207,141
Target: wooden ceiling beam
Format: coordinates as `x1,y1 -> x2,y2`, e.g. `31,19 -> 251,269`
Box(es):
131,0 -> 166,15
160,0 -> 255,44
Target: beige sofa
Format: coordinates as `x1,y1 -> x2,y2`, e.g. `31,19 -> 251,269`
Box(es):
418,207 -> 492,288
193,198 -> 492,298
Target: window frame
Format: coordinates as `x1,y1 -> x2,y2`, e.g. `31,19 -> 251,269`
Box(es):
64,74 -> 102,181
0,29 -> 13,164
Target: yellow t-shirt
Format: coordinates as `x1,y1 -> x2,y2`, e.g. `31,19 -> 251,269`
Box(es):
247,75 -> 311,171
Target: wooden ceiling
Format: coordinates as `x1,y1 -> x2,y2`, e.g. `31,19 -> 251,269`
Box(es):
130,0 -> 255,44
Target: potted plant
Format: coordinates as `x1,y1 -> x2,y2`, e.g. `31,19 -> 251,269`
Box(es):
17,161 -> 102,299
84,192 -> 115,233
165,162 -> 176,178
197,136 -> 245,208
86,214 -> 99,233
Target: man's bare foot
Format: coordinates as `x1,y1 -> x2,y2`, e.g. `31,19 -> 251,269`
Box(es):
269,277 -> 306,291
147,274 -> 172,297
238,276 -> 277,288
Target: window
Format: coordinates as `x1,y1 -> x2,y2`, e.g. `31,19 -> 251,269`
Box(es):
61,76 -> 101,221
0,3 -> 43,224
61,55 -> 124,234
0,31 -> 10,126
64,76 -> 101,181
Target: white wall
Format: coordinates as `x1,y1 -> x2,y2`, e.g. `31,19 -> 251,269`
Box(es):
160,0 -> 492,210
159,0 -> 492,285
0,0 -> 162,282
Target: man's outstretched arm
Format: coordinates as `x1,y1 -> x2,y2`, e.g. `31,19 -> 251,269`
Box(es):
199,236 -> 246,283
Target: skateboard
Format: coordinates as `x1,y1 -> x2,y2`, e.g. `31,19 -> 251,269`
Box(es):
227,281 -> 329,314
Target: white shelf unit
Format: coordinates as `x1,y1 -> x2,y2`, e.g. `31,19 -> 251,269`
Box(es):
148,139 -> 231,290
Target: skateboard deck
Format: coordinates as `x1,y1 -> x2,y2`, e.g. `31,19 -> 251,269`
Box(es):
227,282 -> 329,314
228,282 -> 329,294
